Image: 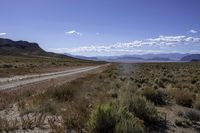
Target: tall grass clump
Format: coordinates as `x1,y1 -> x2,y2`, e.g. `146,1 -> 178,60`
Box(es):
88,104 -> 117,133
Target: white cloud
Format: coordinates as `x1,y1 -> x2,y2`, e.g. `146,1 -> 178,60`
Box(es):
49,35 -> 200,56
66,30 -> 82,36
189,29 -> 198,34
0,33 -> 6,36
96,32 -> 100,35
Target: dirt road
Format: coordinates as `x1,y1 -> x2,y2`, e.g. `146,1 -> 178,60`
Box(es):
0,65 -> 104,90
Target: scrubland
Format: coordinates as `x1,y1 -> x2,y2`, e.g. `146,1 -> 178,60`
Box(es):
1,62 -> 200,132
0,55 -> 101,77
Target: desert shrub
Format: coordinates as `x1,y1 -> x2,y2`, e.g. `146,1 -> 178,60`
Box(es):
88,104 -> 117,133
143,88 -> 169,105
88,104 -> 145,133
142,88 -> 155,100
155,78 -> 165,88
170,88 -> 194,107
107,89 -> 118,99
122,95 -> 160,123
2,64 -> 13,68
38,102 -> 57,114
185,109 -> 200,122
196,81 -> 200,90
51,85 -> 75,101
175,118 -> 192,127
115,108 -> 144,133
191,77 -> 198,84
194,94 -> 200,110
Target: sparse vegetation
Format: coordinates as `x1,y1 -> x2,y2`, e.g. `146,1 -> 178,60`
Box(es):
1,62 -> 200,132
50,85 -> 75,102
0,55 -> 103,77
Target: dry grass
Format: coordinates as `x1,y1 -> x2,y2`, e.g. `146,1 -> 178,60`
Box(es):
169,88 -> 194,107
0,117 -> 20,132
1,62 -> 200,132
0,113 -> 58,132
0,55 -> 103,77
0,65 -> 116,132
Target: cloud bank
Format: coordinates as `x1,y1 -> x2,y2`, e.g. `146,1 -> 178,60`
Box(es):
189,29 -> 198,34
0,33 -> 6,36
49,35 -> 200,56
66,30 -> 82,36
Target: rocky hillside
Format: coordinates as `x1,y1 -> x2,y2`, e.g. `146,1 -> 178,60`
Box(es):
0,38 -> 77,59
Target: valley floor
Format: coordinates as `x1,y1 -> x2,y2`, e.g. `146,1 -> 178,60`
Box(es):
1,62 -> 200,133
0,55 -> 102,77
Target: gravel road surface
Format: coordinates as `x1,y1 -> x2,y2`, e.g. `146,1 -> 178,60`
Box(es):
0,65 -> 103,90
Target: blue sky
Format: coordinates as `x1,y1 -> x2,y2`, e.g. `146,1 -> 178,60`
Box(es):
0,0 -> 200,56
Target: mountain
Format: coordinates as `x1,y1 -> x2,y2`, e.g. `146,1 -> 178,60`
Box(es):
181,54 -> 200,61
147,57 -> 171,61
93,53 -> 188,61
105,56 -> 145,62
115,56 -> 144,60
66,53 -> 188,62
123,53 -> 187,60
0,38 -> 73,58
64,53 -> 98,61
0,38 -> 47,56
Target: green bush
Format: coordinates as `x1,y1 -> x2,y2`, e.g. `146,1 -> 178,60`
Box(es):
88,104 -> 117,133
88,104 -> 145,133
143,88 -> 169,105
115,108 -> 144,133
122,95 -> 160,123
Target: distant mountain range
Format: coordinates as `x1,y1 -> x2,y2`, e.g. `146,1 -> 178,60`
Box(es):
66,53 -> 200,62
64,53 -> 99,61
1,38 -> 199,62
66,53 -> 196,62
